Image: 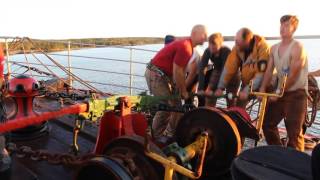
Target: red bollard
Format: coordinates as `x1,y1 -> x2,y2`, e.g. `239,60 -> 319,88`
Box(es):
7,75 -> 49,140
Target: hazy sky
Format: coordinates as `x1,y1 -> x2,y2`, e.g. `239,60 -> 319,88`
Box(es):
2,0 -> 319,39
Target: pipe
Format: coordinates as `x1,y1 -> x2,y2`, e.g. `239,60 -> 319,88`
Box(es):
0,103 -> 87,133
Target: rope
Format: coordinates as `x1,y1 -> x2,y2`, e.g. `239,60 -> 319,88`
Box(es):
10,65 -> 25,74
11,61 -> 53,76
49,53 -> 148,65
9,61 -> 145,77
23,40 -> 95,94
5,37 -> 153,95
21,39 -> 33,76
7,37 -> 21,51
25,37 -> 110,95
9,72 -> 148,92
30,51 -> 71,92
43,52 -> 103,93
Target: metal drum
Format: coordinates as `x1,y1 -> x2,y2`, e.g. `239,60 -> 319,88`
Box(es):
175,107 -> 242,178
75,156 -> 133,180
103,135 -> 168,180
231,145 -> 312,180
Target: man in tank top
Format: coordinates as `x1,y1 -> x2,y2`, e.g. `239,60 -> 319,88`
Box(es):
260,15 -> 308,151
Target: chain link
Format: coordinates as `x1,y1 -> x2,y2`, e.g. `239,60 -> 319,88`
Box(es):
45,92 -> 89,101
6,142 -> 97,166
6,142 -> 143,180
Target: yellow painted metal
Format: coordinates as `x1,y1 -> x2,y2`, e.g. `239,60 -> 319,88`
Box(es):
164,157 -> 176,180
145,133 -> 208,180
249,75 -> 287,136
183,133 -> 207,161
255,96 -> 268,135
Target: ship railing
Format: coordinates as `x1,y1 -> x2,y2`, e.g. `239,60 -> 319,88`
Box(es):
1,36 -> 319,131
0,36 -> 155,95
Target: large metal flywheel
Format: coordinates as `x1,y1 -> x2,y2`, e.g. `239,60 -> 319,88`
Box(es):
175,107 -> 242,177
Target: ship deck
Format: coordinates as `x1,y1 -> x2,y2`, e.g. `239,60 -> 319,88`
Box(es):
5,97 -> 97,180
4,96 -> 316,180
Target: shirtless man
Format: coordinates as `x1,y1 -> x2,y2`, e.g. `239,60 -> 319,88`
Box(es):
260,15 -> 308,151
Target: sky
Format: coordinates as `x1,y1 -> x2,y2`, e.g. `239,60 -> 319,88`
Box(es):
1,0 -> 320,39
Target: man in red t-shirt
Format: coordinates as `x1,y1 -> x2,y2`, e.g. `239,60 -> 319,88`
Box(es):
145,25 -> 207,139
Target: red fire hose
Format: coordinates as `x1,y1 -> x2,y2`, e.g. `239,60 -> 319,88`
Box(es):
0,104 -> 88,133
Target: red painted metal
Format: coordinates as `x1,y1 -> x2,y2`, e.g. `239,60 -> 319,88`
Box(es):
7,75 -> 40,119
94,112 -> 122,154
8,75 -> 39,97
0,104 -> 88,133
94,97 -> 148,154
131,113 -> 148,136
1,75 -> 150,166
119,97 -> 135,135
228,107 -> 252,122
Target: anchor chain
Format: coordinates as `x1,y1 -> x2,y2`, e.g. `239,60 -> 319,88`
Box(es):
45,92 -> 90,101
6,143 -> 98,166
6,142 -> 143,180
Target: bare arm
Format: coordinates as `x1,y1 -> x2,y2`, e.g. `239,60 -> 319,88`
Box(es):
285,42 -> 306,91
260,46 -> 275,92
173,62 -> 188,98
309,69 -> 320,77
185,59 -> 198,90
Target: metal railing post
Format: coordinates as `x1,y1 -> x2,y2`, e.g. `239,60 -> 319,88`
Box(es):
5,38 -> 11,79
68,41 -> 72,87
129,48 -> 133,95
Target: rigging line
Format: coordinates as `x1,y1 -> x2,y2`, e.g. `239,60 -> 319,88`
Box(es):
26,38 -> 96,90
9,72 -> 147,92
30,51 -> 72,92
43,52 -> 99,91
49,53 -> 148,65
7,37 -> 20,51
26,38 -> 109,95
10,61 -> 145,77
11,61 -> 53,76
10,66 -> 24,74
9,37 -> 26,52
33,53 -> 93,93
43,52 -> 106,93
21,38 -> 33,76
9,72 -> 146,92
